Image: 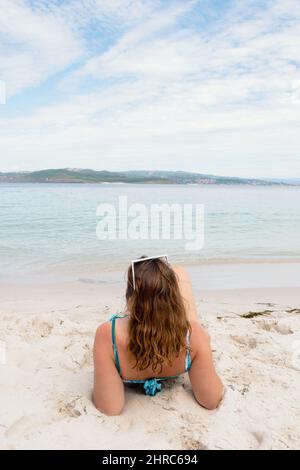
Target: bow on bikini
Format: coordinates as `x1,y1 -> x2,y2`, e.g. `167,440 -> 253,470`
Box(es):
143,378 -> 162,396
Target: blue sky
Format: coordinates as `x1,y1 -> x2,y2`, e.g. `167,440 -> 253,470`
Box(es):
0,0 -> 299,177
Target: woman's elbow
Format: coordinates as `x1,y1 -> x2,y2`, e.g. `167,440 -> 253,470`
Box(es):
93,394 -> 124,416
199,397 -> 221,410
102,406 -> 124,416
196,395 -> 222,410
195,387 -> 224,410
95,403 -> 124,416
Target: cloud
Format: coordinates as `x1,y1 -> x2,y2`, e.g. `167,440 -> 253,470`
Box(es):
0,79 -> 6,103
0,0 -> 85,97
0,0 -> 300,177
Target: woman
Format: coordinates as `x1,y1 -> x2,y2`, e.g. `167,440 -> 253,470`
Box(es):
93,256 -> 223,415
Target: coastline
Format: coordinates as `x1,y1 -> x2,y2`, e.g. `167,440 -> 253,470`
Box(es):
2,260 -> 300,289
1,168 -> 296,185
0,263 -> 300,449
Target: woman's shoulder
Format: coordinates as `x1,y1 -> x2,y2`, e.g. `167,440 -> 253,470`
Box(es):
94,321 -> 111,349
95,314 -> 129,344
189,320 -> 211,346
188,321 -> 214,368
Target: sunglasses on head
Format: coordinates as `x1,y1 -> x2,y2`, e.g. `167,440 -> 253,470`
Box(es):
130,255 -> 169,290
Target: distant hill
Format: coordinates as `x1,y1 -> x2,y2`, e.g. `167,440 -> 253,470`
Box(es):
264,178 -> 300,185
0,169 -> 293,185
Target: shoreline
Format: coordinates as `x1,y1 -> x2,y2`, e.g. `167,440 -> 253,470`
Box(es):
0,282 -> 299,315
2,261 -> 300,291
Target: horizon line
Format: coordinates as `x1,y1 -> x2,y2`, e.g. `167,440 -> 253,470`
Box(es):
0,168 -> 297,181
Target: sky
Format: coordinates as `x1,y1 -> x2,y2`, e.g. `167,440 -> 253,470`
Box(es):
0,0 -> 299,178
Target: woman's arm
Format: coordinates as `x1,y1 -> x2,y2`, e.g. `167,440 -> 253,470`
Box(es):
172,265 -> 198,322
172,265 -> 223,408
93,322 -> 125,415
189,322 -> 223,410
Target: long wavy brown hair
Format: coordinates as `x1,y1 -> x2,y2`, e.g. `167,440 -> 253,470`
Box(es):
126,257 -> 190,373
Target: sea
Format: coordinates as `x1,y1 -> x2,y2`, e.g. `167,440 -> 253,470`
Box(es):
0,183 -> 300,287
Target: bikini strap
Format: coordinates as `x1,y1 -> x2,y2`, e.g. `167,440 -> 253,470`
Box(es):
110,315 -> 122,376
185,329 -> 192,372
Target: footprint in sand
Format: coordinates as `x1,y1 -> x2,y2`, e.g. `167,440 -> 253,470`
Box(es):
180,428 -> 208,450
274,320 -> 294,335
259,319 -> 294,335
5,416 -> 35,440
183,437 -> 208,450
251,430 -> 272,450
57,398 -> 82,418
31,318 -> 53,338
230,335 -> 257,351
61,342 -> 91,370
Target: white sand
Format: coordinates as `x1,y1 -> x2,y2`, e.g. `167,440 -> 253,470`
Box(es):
1,271 -> 300,450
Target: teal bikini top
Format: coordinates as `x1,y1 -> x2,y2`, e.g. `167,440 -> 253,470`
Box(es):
110,314 -> 192,397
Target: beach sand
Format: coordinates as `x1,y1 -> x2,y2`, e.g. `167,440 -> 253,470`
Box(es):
0,267 -> 300,450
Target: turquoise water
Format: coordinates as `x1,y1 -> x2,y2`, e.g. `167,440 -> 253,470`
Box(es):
0,183 -> 299,280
